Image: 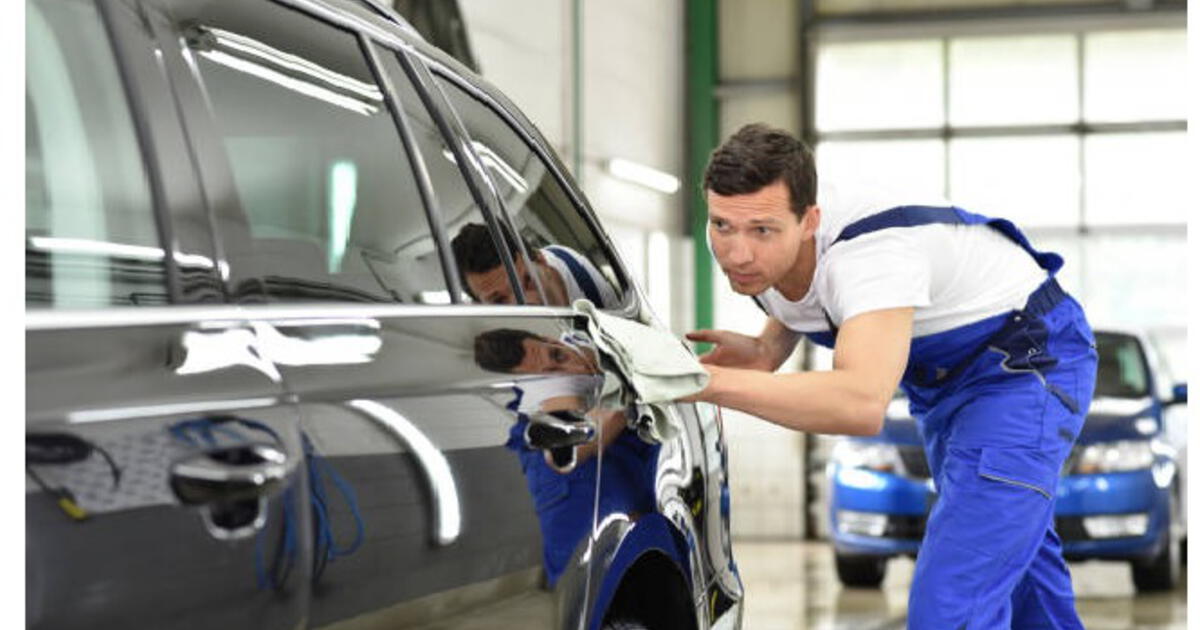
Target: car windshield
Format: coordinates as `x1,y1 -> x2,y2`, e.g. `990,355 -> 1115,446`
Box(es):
1094,332 -> 1151,399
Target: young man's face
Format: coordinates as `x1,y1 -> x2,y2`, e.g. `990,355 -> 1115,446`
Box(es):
465,254 -> 566,306
707,179 -> 818,296
514,338 -> 597,374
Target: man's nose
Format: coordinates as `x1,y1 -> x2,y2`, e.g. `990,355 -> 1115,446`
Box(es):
724,236 -> 753,266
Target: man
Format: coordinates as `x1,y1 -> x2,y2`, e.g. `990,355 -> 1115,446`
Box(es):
450,222 -> 619,308
686,123 -> 1097,629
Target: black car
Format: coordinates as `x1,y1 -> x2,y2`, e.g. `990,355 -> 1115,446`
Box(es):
25,0 -> 743,628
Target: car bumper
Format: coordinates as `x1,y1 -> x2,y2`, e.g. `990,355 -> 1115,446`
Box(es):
829,467 -> 931,556
1056,469 -> 1172,560
828,467 -> 1174,561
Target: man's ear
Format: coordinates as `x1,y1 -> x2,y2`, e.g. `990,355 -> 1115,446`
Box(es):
801,205 -> 821,239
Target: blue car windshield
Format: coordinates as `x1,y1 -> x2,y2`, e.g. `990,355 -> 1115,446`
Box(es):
1094,332 -> 1151,399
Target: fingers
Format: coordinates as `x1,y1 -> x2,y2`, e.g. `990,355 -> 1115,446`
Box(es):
685,329 -> 724,343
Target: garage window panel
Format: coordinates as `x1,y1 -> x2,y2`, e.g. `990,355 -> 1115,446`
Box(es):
1084,132 -> 1187,226
948,35 -> 1078,127
1077,234 -> 1186,330
1084,30 -> 1187,123
815,39 -> 944,132
948,136 -> 1079,228
817,140 -> 946,201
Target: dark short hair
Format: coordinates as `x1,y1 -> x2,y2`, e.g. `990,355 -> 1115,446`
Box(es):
474,328 -> 540,373
703,123 -> 817,219
450,222 -> 531,300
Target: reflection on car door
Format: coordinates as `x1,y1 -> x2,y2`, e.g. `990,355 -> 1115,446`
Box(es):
27,318 -> 313,630
26,3 -> 310,628
159,0 -> 601,625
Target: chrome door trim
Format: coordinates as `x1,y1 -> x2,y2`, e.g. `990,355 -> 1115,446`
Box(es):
66,396 -> 286,424
26,303 -> 579,331
345,399 -> 462,546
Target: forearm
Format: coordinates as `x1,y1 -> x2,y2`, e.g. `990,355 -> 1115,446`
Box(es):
701,366 -> 889,436
755,318 -> 801,372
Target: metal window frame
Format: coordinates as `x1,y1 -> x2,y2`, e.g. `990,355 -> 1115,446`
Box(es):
422,60 -> 642,317
359,37 -> 463,301
417,64 -> 550,307
804,12 -> 1187,234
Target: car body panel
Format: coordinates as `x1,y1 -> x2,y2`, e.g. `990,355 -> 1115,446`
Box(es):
26,0 -> 742,627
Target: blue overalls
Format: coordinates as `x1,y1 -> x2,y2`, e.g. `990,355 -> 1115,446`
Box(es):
809,206 -> 1098,629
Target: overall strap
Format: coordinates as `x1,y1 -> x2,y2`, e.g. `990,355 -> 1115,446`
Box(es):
833,205 -> 1063,274
544,246 -> 604,306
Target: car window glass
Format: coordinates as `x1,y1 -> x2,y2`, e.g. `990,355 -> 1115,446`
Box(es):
25,0 -> 166,308
1095,332 -> 1150,398
181,4 -> 448,304
372,49 -> 521,305
433,76 -> 626,310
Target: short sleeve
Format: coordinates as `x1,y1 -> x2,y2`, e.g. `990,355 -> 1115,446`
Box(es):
821,231 -> 933,324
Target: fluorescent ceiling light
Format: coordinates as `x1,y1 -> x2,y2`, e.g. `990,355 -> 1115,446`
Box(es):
28,236 -> 215,269
191,25 -> 382,116
441,142 -> 529,194
606,158 -> 680,194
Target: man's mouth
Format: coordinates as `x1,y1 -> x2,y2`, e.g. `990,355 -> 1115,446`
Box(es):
727,271 -> 759,285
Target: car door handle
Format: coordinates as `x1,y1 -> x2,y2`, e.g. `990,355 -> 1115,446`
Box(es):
525,411 -> 596,451
169,443 -> 289,506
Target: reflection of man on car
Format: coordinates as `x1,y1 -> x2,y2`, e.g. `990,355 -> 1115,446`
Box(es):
473,327 -> 658,587
450,222 -> 619,308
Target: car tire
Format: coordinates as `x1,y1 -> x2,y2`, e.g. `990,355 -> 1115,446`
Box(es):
601,620 -> 649,630
1132,503 -> 1181,592
835,552 -> 887,588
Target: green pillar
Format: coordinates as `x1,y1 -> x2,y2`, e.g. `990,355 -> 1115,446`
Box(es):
687,0 -> 718,337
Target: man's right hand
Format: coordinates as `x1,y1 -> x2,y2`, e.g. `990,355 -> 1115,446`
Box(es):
685,329 -> 770,370
685,318 -> 801,372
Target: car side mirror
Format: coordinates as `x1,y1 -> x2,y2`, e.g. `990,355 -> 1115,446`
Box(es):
1169,383 -> 1187,405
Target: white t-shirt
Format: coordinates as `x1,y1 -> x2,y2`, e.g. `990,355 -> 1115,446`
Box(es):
756,182 -> 1049,339
542,245 -> 621,309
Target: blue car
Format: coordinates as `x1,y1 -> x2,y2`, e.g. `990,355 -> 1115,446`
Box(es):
827,328 -> 1188,592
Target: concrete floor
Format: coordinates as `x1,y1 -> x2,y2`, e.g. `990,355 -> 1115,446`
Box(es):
733,540 -> 1187,629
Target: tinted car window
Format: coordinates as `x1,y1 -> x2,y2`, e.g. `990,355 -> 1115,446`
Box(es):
372,49 -> 521,305
1094,332 -> 1150,398
26,0 -> 166,308
182,4 -> 448,304
433,75 -> 626,309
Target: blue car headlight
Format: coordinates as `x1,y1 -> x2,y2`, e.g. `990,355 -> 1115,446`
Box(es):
1072,440 -> 1155,474
830,441 -> 900,474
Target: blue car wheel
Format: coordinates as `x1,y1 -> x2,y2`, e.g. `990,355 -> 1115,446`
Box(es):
1131,493 -> 1181,592
834,552 -> 887,588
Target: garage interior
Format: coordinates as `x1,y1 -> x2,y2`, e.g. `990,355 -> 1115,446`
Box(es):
22,0 -> 1188,626
393,0 -> 1190,626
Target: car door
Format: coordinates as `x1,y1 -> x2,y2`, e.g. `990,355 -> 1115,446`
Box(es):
26,0 -> 311,628
418,53 -> 701,627
150,0 -> 608,626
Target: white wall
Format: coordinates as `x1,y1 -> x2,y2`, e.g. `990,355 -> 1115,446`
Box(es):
459,0 -> 691,335
715,0 -> 811,540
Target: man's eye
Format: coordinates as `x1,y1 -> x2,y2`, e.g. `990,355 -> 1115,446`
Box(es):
550,348 -> 566,363
756,226 -> 772,235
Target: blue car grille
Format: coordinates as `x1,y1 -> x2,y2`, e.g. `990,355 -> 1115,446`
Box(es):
884,515 -> 927,540
897,445 -> 931,479
1055,517 -> 1088,542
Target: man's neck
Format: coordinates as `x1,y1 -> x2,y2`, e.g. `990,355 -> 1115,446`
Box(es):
774,237 -> 817,302
542,263 -> 570,305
